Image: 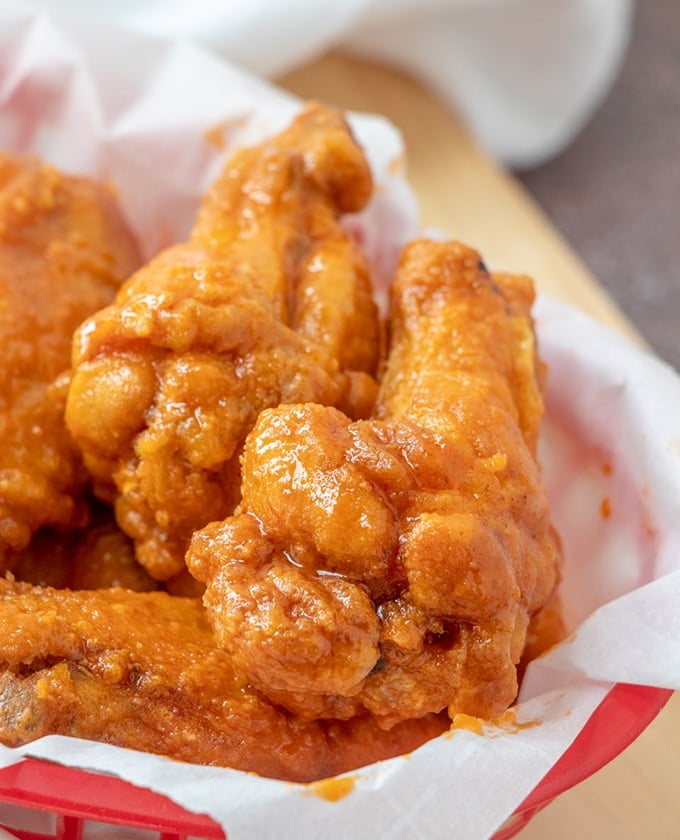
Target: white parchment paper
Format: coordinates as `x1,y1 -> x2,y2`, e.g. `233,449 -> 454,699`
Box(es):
0,5 -> 678,840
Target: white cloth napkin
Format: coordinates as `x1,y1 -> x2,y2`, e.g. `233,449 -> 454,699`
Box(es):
29,0 -> 633,167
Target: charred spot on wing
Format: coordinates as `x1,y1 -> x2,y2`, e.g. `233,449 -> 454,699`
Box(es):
478,261 -> 504,297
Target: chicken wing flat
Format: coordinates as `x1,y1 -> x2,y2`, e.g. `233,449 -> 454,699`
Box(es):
0,579 -> 446,781
66,104 -> 381,582
0,153 -> 140,571
188,240 -> 562,728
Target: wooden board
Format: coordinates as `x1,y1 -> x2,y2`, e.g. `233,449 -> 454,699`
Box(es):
279,52 -> 679,840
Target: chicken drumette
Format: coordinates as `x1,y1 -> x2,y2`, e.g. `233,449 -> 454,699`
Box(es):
188,240 -> 562,728
66,104 -> 381,581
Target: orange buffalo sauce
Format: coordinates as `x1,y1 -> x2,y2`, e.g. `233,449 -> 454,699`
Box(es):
307,774 -> 359,802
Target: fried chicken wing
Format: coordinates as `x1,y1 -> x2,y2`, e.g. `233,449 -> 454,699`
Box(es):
188,240 -> 562,728
0,579 -> 446,780
66,104 -> 381,581
0,153 -> 140,570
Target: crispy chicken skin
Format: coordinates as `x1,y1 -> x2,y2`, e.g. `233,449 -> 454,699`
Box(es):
0,579 -> 446,780
188,240 -> 562,727
0,154 -> 140,570
66,104 -> 381,581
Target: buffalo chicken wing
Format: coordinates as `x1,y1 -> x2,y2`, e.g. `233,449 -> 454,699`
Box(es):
0,578 -> 446,780
0,153 -> 140,570
66,104 -> 381,581
188,240 -> 562,728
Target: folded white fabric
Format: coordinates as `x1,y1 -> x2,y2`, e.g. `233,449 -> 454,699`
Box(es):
344,0 -> 635,167
22,0 -> 633,166
33,0 -> 633,167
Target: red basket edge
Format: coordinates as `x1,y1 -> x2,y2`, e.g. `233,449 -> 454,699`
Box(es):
491,682 -> 674,839
0,759 -> 224,838
518,682 -> 672,813
0,682 -> 672,840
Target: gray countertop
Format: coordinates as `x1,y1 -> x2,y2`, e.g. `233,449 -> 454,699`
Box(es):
519,0 -> 679,372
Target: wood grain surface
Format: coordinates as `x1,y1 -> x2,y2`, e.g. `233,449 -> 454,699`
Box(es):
279,52 -> 680,840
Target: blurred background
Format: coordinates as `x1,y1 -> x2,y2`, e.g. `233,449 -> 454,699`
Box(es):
519,0 -> 679,371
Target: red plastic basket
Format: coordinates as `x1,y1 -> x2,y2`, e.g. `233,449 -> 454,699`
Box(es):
0,682 -> 671,840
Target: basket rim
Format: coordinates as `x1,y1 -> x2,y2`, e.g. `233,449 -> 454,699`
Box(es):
0,682 -> 672,839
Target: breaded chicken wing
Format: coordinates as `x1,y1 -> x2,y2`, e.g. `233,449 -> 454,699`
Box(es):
0,579 -> 446,780
188,241 -> 561,727
66,104 -> 381,581
0,153 -> 140,571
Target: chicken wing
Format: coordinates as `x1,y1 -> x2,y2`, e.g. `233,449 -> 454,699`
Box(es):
66,104 -> 381,581
0,579 -> 446,780
188,240 -> 562,728
0,153 -> 140,571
